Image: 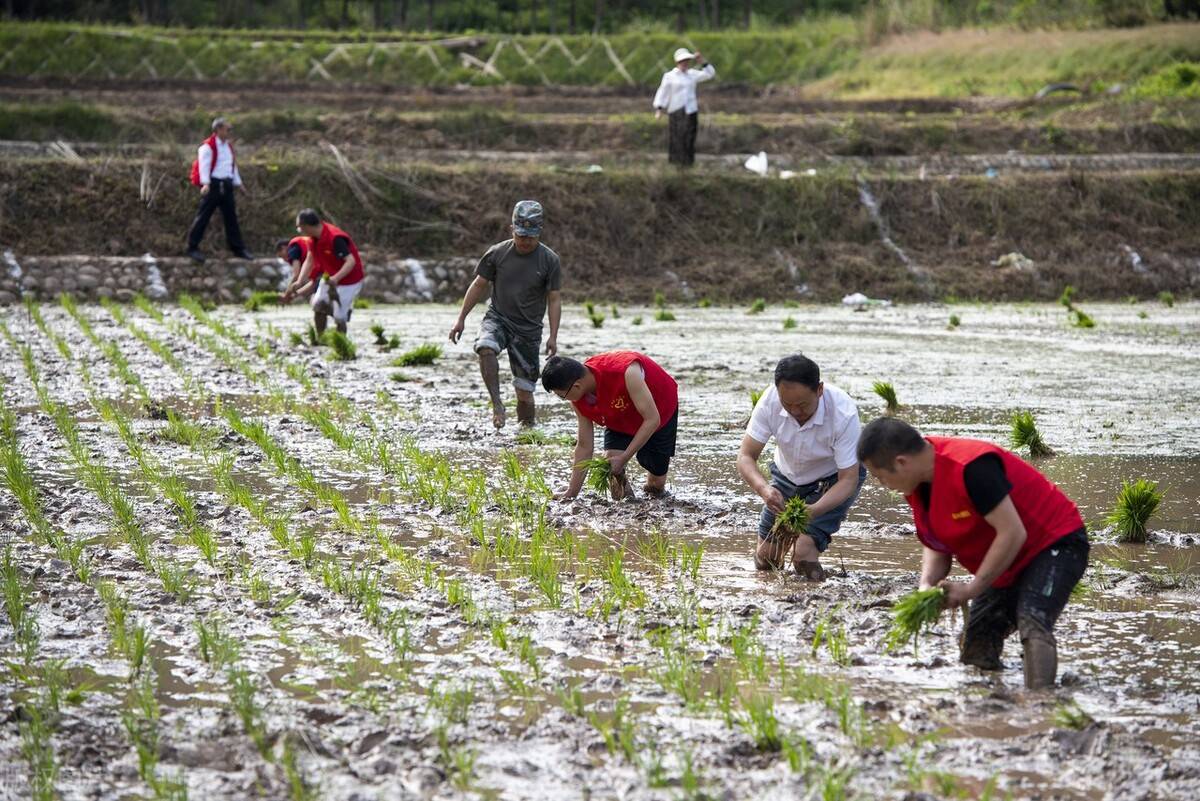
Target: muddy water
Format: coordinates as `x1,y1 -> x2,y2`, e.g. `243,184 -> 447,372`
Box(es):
1,300 -> 1198,801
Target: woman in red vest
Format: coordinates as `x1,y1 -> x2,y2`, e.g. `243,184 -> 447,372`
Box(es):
541,352 -> 678,500
857,417 -> 1089,689
281,209 -> 366,336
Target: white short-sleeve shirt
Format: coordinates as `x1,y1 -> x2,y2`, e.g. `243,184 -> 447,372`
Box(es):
746,382 -> 861,486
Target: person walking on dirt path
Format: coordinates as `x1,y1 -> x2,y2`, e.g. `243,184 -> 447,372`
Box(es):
737,354 -> 865,582
652,48 -> 715,167
857,417 -> 1090,690
542,351 -> 678,501
449,200 -> 562,430
275,235 -> 311,297
280,209 -> 365,336
186,117 -> 252,263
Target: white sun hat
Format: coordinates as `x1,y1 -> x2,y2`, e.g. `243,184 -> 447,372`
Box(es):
673,47 -> 696,63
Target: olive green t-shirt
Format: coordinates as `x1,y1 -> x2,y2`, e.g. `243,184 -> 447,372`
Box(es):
476,240 -> 562,338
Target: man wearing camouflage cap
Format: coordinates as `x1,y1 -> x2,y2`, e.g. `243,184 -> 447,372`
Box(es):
450,200 -> 563,429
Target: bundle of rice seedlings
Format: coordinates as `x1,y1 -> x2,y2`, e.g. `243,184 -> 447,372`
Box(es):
654,309 -> 676,322
766,496 -> 808,551
872,380 -> 899,412
327,331 -> 356,361
653,291 -> 667,308
783,316 -> 797,330
1105,478 -> 1162,543
1058,285 -> 1077,309
288,331 -> 304,347
885,587 -> 946,656
749,388 -> 764,410
1010,411 -> 1054,457
589,312 -> 605,328
583,301 -> 597,316
1069,308 -> 1095,328
1052,700 -> 1094,730
610,305 -> 620,319
370,323 -> 387,345
631,316 -> 644,326
390,371 -> 412,383
948,314 -> 961,329
243,291 -> 278,312
384,334 -> 401,351
353,298 -> 372,309
1158,291 -> 1175,308
698,298 -> 712,308
305,325 -> 323,346
747,298 -> 766,314
577,456 -> 613,496
392,344 -> 442,366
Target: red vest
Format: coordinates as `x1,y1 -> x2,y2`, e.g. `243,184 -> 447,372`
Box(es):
573,351 -> 678,436
906,437 -> 1084,588
189,134 -> 235,186
287,236 -> 311,265
311,222 -> 364,285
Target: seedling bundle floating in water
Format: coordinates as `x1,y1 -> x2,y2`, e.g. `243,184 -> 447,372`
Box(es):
885,587 -> 946,656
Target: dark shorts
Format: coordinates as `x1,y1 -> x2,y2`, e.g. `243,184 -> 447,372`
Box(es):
757,462 -> 866,552
473,312 -> 541,392
602,411 -> 678,477
962,526 -> 1089,660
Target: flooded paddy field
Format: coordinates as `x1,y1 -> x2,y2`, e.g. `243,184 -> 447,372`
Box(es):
0,298 -> 1198,801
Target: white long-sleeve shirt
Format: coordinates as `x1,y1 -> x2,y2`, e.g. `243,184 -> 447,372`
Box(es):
652,63 -> 716,115
197,137 -> 242,186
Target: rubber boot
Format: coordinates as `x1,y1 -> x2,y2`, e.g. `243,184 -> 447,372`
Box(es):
1021,626 -> 1058,690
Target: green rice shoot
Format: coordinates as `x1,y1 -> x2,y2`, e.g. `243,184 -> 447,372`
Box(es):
748,298 -> 766,314
1069,308 -> 1096,328
327,331 -> 356,361
1010,410 -> 1054,457
385,334 -> 400,351
782,316 -> 797,329
749,388 -> 764,410
872,380 -> 899,412
243,291 -> 278,312
577,456 -> 612,496
1158,291 -> 1175,308
770,496 -> 809,540
885,587 -> 946,656
589,312 -> 605,328
1105,478 -> 1162,543
370,323 -> 386,344
392,343 -> 442,366
948,314 -> 961,328
654,309 -> 676,322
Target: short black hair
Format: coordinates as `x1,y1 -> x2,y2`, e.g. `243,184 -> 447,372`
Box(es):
774,353 -> 820,390
857,417 -> 927,467
274,238 -> 290,251
541,355 -> 586,392
297,208 -> 320,226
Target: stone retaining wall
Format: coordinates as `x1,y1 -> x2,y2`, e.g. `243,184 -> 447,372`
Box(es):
0,253 -> 478,305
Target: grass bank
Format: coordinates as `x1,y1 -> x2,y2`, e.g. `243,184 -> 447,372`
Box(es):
1,20 -> 1198,96
0,156 -> 1195,302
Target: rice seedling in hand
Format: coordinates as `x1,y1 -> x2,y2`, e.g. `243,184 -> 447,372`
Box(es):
749,388 -> 764,410
765,496 -> 808,553
782,316 -> 797,329
872,380 -> 899,413
370,323 -> 387,345
654,308 -> 676,322
577,456 -> 613,496
393,343 -> 442,366
1105,478 -> 1162,543
327,331 -> 356,361
747,298 -> 766,314
885,587 -> 946,656
243,292 -> 279,312
1158,291 -> 1175,308
1010,411 -> 1054,457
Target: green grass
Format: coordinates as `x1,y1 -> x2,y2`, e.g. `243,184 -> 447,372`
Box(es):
243,291 -> 279,312
885,587 -> 945,656
1010,410 -> 1054,458
872,380 -> 899,412
1105,479 -> 1162,543
392,343 -> 442,366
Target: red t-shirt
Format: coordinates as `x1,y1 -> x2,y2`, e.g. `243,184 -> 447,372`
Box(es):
906,437 -> 1084,588
572,351 -> 678,436
311,222 -> 364,285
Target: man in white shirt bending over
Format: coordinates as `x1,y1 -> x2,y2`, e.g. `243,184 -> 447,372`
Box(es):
187,117 -> 252,263
652,47 -> 715,167
737,354 -> 866,581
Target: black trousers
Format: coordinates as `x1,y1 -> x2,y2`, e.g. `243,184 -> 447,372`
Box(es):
960,526 -> 1089,669
187,178 -> 246,252
668,110 -> 698,167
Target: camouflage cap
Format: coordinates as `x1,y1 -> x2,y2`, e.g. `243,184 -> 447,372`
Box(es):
512,200 -> 544,237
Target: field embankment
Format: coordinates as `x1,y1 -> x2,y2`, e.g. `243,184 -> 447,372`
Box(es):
1,156 -> 1196,302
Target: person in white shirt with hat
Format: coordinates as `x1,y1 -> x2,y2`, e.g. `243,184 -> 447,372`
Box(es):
652,47 -> 716,167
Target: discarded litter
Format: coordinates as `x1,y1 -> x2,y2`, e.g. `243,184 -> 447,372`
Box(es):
744,151 -> 769,177
841,292 -> 892,309
991,252 -> 1035,272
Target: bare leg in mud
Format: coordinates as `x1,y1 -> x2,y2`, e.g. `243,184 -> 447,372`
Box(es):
516,389 -> 536,427
479,348 -> 506,429
313,310 -> 329,337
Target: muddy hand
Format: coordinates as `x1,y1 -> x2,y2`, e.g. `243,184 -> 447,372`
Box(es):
449,319 -> 464,344
763,486 -> 785,515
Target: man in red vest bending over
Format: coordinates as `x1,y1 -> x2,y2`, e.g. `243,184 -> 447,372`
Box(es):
857,417 -> 1089,689
541,352 -> 678,500
281,209 -> 366,336
275,235 -> 311,295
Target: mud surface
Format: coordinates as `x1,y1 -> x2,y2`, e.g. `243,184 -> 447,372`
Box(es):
1,300 -> 1198,801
